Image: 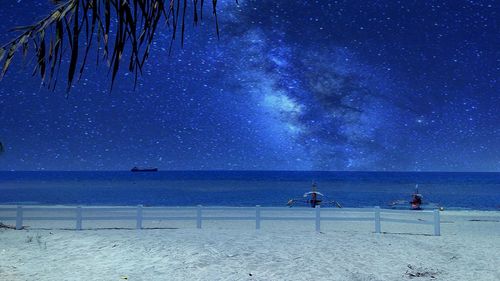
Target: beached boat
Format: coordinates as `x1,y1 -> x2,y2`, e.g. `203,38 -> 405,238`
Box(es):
389,184 -> 443,210
287,182 -> 342,208
131,167 -> 158,172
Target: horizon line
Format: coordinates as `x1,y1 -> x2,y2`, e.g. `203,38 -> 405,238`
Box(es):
1,169 -> 500,173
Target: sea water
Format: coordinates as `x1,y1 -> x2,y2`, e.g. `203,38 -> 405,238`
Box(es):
0,171 -> 499,210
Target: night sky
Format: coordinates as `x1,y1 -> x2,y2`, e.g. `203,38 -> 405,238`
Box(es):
0,0 -> 499,171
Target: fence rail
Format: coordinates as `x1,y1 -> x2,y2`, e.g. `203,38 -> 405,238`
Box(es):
0,205 -> 441,236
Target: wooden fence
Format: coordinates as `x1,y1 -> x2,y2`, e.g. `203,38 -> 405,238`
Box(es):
0,205 -> 441,236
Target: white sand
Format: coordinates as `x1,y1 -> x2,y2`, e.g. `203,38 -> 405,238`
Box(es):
1,208 -> 499,281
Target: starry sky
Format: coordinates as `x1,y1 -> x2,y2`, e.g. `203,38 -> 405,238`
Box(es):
0,0 -> 499,171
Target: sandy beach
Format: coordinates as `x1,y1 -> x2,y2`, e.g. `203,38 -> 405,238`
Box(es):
0,208 -> 499,281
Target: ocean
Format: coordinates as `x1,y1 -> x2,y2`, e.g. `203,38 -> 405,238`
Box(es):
0,171 -> 499,210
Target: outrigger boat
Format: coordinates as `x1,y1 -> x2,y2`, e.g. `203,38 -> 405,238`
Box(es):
287,182 -> 342,208
389,184 -> 442,210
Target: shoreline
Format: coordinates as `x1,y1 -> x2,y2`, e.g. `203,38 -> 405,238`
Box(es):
1,203 -> 499,212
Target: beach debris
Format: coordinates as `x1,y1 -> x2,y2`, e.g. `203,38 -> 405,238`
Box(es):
0,222 -> 16,230
25,235 -> 33,243
36,233 -> 43,243
24,233 -> 46,249
404,264 -> 440,279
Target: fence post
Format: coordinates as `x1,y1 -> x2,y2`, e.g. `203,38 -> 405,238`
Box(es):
374,206 -> 381,233
15,206 -> 23,230
255,205 -> 261,230
315,205 -> 321,232
76,206 -> 82,230
136,205 -> 143,229
196,205 -> 202,229
433,209 -> 441,236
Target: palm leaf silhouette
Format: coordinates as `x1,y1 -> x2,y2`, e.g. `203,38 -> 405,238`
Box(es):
0,0 -> 232,93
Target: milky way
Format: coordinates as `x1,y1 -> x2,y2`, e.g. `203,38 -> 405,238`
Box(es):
0,0 -> 499,171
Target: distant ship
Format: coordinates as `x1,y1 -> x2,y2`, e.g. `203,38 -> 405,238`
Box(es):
131,167 -> 158,172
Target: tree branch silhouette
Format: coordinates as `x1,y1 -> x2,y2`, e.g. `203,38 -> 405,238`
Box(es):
0,0 -> 231,93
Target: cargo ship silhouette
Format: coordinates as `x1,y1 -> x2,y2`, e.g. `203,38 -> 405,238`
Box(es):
131,167 -> 158,172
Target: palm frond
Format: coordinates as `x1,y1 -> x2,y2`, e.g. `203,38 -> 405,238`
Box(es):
0,0 -> 230,93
